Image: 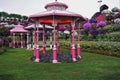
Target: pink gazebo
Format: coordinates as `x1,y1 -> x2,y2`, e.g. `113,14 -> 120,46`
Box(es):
10,25 -> 29,48
29,0 -> 85,63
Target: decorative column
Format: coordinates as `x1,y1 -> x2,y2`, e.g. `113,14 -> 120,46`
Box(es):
70,21 -> 77,62
34,22 -> 40,62
50,32 -> 53,49
9,33 -> 12,48
43,24 -> 46,54
32,31 -> 35,50
20,33 -> 23,48
27,32 -> 30,49
77,23 -> 81,59
52,20 -> 58,63
13,33 -> 15,48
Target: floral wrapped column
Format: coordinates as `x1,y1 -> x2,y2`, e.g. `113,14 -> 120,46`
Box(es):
70,21 -> 77,62
34,22 -> 40,62
52,21 -> 58,63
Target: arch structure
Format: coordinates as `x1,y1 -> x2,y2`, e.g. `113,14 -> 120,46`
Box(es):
29,0 -> 85,63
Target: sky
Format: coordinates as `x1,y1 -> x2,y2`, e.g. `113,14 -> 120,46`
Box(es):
0,0 -> 119,18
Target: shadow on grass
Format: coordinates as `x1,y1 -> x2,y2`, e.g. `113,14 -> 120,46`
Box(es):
102,73 -> 120,80
0,74 -> 14,80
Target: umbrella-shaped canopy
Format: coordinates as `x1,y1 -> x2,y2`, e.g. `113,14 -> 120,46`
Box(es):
10,25 -> 28,33
29,1 -> 85,25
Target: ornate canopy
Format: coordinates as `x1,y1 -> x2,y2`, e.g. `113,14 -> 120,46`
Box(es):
29,1 -> 85,25
10,25 -> 28,33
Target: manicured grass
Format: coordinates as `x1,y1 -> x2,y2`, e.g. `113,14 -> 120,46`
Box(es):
0,48 -> 120,80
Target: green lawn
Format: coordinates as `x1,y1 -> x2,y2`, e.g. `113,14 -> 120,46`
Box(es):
0,48 -> 120,80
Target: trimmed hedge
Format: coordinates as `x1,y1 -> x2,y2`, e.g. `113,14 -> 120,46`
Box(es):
60,41 -> 120,57
80,32 -> 120,42
80,41 -> 120,53
104,23 -> 120,33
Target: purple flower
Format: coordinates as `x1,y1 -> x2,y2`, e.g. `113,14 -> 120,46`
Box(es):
96,21 -> 106,28
58,26 -> 65,32
90,18 -> 98,23
99,29 -> 107,34
90,30 -> 99,36
67,27 -> 72,31
83,22 -> 92,29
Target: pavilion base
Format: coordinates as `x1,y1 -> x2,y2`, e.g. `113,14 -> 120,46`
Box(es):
52,60 -> 58,63
77,55 -> 82,59
34,58 -> 40,62
31,52 -> 82,63
72,58 -> 77,62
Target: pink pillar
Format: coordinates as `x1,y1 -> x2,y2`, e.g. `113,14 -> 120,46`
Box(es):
32,31 -> 35,50
52,21 -> 58,63
20,33 -> 23,48
77,24 -> 81,59
71,21 -> 77,62
27,32 -> 30,49
34,22 -> 40,62
43,24 -> 46,54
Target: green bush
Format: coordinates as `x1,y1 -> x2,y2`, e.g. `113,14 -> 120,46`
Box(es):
105,23 -> 120,33
80,41 -> 120,53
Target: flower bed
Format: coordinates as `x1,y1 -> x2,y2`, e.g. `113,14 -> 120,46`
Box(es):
81,49 -> 120,57
60,41 -> 120,57
31,53 -> 81,63
80,41 -> 120,52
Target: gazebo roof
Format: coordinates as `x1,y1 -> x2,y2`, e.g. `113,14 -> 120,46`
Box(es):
45,1 -> 68,9
29,1 -> 85,24
10,25 -> 28,33
29,10 -> 83,18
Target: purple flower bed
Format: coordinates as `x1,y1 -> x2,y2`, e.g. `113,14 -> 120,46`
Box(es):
90,30 -> 99,37
58,26 -> 65,32
31,53 -> 80,63
83,22 -> 92,30
96,21 -> 106,28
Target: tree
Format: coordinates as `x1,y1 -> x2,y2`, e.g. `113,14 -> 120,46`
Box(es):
0,27 -> 10,37
111,7 -> 120,12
